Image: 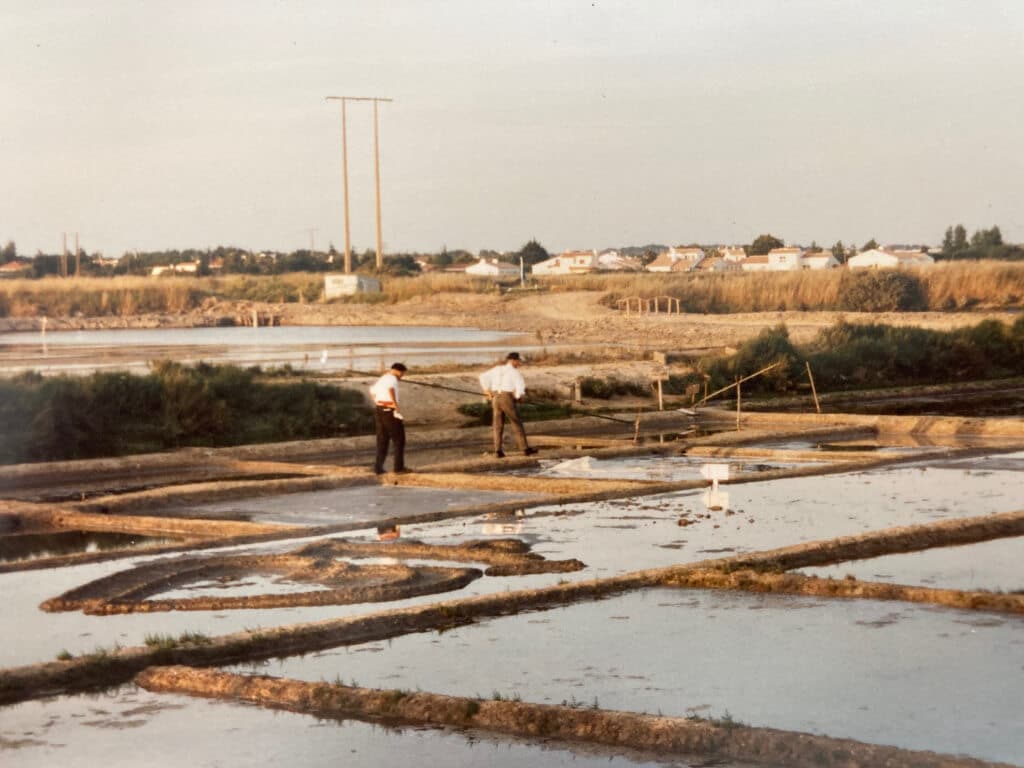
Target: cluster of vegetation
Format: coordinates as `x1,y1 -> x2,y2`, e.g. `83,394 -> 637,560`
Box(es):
0,362 -> 373,463
593,260 -> 1023,313
700,317 -> 1024,397
456,388 -> 573,426
578,376 -> 650,399
937,225 -> 1023,262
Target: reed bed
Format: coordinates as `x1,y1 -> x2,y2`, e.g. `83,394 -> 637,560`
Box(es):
2,261 -> 1022,318
0,273 -> 326,317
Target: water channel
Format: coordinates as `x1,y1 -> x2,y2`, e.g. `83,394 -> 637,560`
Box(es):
0,325 -> 530,375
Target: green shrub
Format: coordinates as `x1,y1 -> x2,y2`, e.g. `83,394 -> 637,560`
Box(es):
0,363 -> 373,463
702,324 -> 801,394
838,271 -> 927,312
578,376 -> 650,399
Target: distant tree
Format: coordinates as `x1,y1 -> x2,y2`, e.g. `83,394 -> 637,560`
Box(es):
941,226 -> 955,255
861,238 -> 879,252
1,241 -> 15,263
379,254 -> 421,277
807,241 -> 822,253
31,253 -> 61,278
515,239 -> 550,268
747,234 -> 784,256
831,240 -> 846,264
971,226 -> 1003,249
953,224 -> 968,252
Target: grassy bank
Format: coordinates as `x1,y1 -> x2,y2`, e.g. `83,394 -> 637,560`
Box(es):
699,316 -> 1024,396
589,261 -> 1024,312
0,362 -> 373,464
0,274 -> 326,318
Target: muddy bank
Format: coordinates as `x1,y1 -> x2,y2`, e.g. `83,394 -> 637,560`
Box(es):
665,568 -> 1024,614
135,666 -> 1012,768
40,538 -> 584,615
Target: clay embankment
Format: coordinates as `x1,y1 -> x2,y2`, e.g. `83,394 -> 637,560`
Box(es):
135,666 -> 1012,768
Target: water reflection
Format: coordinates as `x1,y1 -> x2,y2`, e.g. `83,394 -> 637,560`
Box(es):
0,531 -> 178,563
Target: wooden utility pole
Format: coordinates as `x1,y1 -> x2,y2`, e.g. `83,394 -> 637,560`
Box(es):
74,232 -> 81,277
325,95 -> 393,273
372,98 -> 384,271
60,233 -> 68,278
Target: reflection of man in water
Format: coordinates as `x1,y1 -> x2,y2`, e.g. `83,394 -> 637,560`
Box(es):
376,524 -> 400,541
478,352 -> 537,458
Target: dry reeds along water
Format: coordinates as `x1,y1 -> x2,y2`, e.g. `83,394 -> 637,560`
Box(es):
1,261 -> 1023,317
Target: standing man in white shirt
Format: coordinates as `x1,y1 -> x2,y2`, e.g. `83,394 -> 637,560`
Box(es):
370,362 -> 409,474
478,352 -> 538,458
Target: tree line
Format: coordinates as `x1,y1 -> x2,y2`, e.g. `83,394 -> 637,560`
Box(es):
2,222 -> 1020,281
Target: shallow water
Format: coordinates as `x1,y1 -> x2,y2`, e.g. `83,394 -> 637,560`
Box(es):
180,485 -> 543,527
526,454 -> 805,483
244,587 -> 1024,764
0,531 -> 179,564
0,325 -> 518,347
0,325 -> 530,375
0,687 -> 711,768
3,454 -> 1022,669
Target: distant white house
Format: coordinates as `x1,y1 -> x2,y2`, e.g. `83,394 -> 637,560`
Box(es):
767,247 -> 805,271
800,252 -> 840,270
693,256 -> 740,273
646,246 -> 705,273
848,248 -> 935,269
740,254 -> 771,272
597,249 -> 642,271
0,260 -> 30,277
151,261 -> 199,276
720,246 -> 747,263
465,257 -> 520,278
532,250 -> 598,276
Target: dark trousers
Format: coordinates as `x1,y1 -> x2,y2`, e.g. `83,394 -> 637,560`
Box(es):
492,392 -> 529,452
374,407 -> 405,472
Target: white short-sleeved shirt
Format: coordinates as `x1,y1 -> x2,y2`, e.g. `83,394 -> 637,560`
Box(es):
479,362 -> 525,399
370,372 -> 400,407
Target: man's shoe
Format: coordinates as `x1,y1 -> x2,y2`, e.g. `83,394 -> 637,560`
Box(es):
494,450 -> 505,458
523,447 -> 539,456
393,467 -> 414,474
373,466 -> 385,475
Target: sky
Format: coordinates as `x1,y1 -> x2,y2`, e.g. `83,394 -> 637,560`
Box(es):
2,0 -> 1023,258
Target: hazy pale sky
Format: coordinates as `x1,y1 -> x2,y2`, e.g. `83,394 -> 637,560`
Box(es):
2,0 -> 1023,257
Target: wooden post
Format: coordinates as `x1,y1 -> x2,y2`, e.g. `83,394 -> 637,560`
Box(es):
251,309 -> 259,327
655,377 -> 664,411
806,361 -> 821,414
573,378 -> 582,404
633,413 -> 641,444
735,376 -> 741,430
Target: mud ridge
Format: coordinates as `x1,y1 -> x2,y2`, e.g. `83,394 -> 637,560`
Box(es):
135,666 -> 1014,768
664,568 -> 1024,614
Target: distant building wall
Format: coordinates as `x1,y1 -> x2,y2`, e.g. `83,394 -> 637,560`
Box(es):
324,274 -> 382,298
